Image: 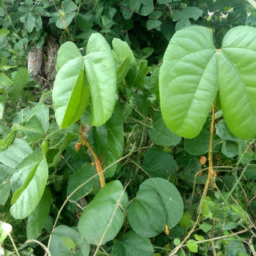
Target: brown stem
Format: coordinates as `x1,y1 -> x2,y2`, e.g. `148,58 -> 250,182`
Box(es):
169,103 -> 216,256
80,123 -> 105,188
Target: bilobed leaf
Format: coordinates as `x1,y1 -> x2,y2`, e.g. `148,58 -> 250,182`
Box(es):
160,26 -> 218,138
85,33 -> 116,126
26,187 -> 52,239
10,151 -> 48,219
218,26 -> 256,139
78,181 -> 128,245
127,178 -> 183,237
127,189 -> 166,237
111,230 -> 154,256
49,225 -> 89,256
140,178 -> 184,229
53,56 -> 89,128
8,67 -> 28,102
67,162 -> 97,201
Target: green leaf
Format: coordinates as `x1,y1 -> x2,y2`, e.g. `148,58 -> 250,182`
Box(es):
78,180 -> 128,245
221,141 -> 238,158
104,104 -> 124,177
0,73 -> 12,87
26,13 -> 35,32
10,151 -> 48,219
142,148 -> 176,178
172,7 -> 203,30
218,26 -> 256,139
146,19 -> 162,30
85,33 -> 116,126
216,120 -> 240,142
49,225 -> 89,256
187,240 -> 198,253
127,189 -> 166,237
159,26 -> 218,138
56,42 -> 82,71
56,13 -> 76,29
0,139 -> 33,168
127,178 -> 183,237
112,38 -> 137,87
149,115 -> 181,146
111,230 -> 154,256
53,55 -> 89,128
26,187 -> 52,239
0,183 -> 10,206
184,129 -> 210,156
199,223 -> 213,233
67,162 -> 97,201
8,68 -> 28,102
116,57 -> 130,85
244,165 -> 256,180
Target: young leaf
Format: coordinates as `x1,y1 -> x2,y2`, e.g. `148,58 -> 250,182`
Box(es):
218,26 -> 256,139
78,180 -> 128,245
111,230 -> 154,256
53,57 -> 89,128
10,152 -> 48,219
160,26 -> 218,138
112,38 -> 137,87
49,225 -> 89,256
26,187 -> 52,239
85,33 -> 116,126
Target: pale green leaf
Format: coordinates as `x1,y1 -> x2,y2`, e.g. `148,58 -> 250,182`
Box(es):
10,152 -> 48,219
218,26 -> 256,139
187,240 -> 198,253
160,26 -> 218,138
53,57 -> 89,128
0,138 -> 33,168
112,38 -> 137,87
85,33 -> 116,126
56,42 -> 82,71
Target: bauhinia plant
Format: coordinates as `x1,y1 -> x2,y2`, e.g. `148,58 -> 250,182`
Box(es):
159,25 -> 256,255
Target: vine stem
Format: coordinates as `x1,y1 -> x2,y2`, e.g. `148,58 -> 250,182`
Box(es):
80,122 -> 105,188
169,103 -> 216,256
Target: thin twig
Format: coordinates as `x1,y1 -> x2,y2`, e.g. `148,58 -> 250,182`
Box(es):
26,239 -> 51,256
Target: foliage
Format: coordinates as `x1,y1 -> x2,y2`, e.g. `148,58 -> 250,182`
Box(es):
0,0 -> 256,256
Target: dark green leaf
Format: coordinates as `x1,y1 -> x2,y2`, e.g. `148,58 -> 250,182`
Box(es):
26,187 -> 52,239
78,181 -> 128,245
49,225 -> 89,256
111,230 -> 154,256
67,162 -> 97,201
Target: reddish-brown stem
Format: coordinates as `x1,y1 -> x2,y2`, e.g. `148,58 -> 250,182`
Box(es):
80,123 -> 105,188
